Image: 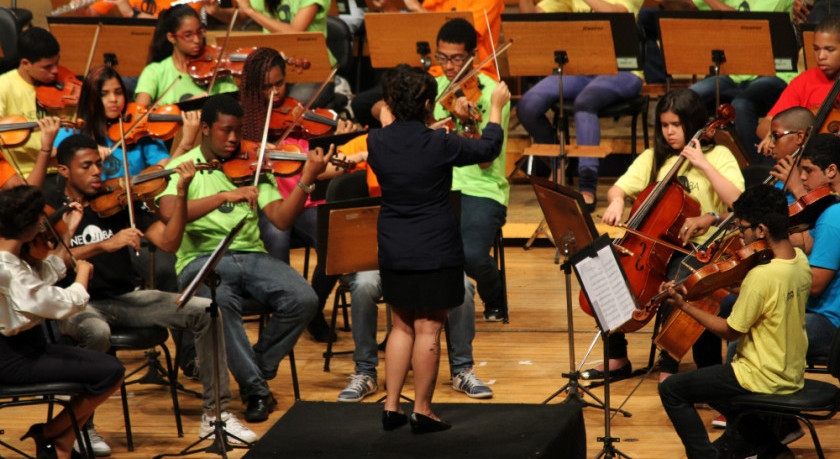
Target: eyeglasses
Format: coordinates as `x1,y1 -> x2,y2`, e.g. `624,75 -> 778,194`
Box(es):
434,53 -> 469,66
737,223 -> 757,232
172,28 -> 206,41
771,130 -> 798,142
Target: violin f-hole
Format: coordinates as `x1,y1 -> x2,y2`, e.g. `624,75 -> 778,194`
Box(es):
634,242 -> 647,271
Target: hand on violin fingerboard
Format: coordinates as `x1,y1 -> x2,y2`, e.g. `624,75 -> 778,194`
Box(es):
302,145 -> 336,183
62,203 -> 85,242
174,161 -> 197,195
659,280 -> 688,309
452,97 -> 476,121
37,117 -> 62,153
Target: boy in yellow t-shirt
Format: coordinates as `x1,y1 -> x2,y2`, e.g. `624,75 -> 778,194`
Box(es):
658,184 -> 811,458
0,27 -> 63,182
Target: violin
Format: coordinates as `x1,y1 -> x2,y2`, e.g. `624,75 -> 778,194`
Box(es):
439,78 -> 483,139
653,238 -> 773,360
91,161 -> 221,217
579,104 -> 736,333
0,115 -> 84,147
36,66 -> 83,110
222,140 -> 351,186
22,204 -> 70,264
269,98 -> 338,139
788,184 -> 840,232
107,102 -> 183,144
187,46 -> 311,87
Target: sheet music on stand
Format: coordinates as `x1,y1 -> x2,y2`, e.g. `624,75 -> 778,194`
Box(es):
570,234 -> 638,333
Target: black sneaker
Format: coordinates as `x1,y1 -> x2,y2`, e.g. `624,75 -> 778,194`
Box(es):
483,308 -> 504,322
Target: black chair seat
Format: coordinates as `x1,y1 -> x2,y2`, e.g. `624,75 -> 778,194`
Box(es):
0,382 -> 87,398
730,379 -> 839,413
109,326 -> 169,350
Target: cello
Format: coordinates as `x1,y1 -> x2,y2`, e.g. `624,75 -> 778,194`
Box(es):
579,105 -> 735,333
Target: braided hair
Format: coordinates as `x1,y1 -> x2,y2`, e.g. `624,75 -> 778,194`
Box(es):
240,48 -> 286,142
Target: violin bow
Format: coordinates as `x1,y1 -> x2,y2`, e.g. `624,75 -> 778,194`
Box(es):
274,66 -> 339,146
0,142 -> 79,268
435,40 -> 513,105
108,76 -> 180,156
207,8 -> 240,95
74,23 -> 103,121
434,56 -> 474,105
117,118 -> 137,230
251,88 -> 277,188
483,9 -> 501,80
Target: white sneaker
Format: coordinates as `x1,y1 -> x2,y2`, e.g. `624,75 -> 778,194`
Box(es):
337,374 -> 377,402
199,411 -> 258,445
73,425 -> 112,456
451,369 -> 494,399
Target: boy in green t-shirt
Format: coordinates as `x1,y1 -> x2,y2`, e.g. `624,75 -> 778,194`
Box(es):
659,184 -> 811,459
156,94 -> 334,422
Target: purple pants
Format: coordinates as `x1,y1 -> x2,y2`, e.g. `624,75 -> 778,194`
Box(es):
517,73 -> 643,194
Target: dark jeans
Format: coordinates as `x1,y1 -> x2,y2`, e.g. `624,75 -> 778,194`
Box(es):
688,75 -> 786,163
659,363 -> 784,459
639,7 -> 666,84
461,194 -> 507,312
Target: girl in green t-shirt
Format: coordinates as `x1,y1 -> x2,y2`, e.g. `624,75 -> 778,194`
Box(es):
135,5 -> 238,107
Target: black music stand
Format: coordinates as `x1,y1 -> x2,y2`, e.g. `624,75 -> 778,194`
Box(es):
531,177 -> 631,418
154,216 -> 249,459
502,13 -> 641,253
570,234 -> 639,459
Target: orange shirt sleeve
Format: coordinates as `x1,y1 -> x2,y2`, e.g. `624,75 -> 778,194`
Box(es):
88,1 -> 115,15
0,159 -> 17,188
336,134 -> 380,197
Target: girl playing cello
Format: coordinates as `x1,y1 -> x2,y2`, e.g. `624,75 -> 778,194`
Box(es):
592,88 -> 744,383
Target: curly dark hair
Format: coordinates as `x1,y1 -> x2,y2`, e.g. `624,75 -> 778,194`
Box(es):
240,48 -> 285,142
802,133 -> 840,170
382,64 -> 438,122
0,185 -> 45,240
732,184 -> 789,241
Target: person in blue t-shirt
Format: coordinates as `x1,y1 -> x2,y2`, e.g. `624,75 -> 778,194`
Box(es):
794,134 -> 840,360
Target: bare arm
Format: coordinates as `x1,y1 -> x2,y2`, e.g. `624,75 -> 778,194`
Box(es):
143,161 -> 196,253
582,0 -> 628,12
811,267 -> 835,296
519,0 -> 545,13
262,146 -> 334,229
236,0 -> 319,33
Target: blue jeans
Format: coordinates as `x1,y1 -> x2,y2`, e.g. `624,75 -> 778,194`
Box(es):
259,207 -> 338,311
178,251 -> 318,401
343,270 -> 476,378
688,75 -> 786,163
517,73 -> 643,194
806,312 -> 837,361
659,363 -> 783,458
58,289 -> 230,414
461,195 -> 506,312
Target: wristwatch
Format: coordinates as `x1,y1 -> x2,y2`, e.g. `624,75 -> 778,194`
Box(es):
297,180 -> 315,195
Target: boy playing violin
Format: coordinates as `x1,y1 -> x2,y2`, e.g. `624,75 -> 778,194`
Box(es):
0,27 -> 64,184
659,184 -> 811,459
52,134 -> 258,451
433,18 -> 510,323
156,94 -> 331,423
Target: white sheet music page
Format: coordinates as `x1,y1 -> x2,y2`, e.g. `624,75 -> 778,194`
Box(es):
576,245 -> 636,332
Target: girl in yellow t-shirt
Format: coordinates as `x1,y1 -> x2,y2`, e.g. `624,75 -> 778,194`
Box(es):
584,88 -> 745,383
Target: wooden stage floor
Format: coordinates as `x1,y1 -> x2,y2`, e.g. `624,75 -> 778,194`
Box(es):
0,242 -> 837,459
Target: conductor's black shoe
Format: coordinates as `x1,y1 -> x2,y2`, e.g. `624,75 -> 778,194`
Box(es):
244,394 -> 276,422
410,412 -> 451,434
382,410 -> 408,431
580,362 -> 632,381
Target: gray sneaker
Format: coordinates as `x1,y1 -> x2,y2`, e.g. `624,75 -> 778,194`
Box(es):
452,369 -> 494,399
337,374 -> 377,402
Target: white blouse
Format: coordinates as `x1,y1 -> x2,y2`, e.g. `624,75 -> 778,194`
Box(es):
0,252 -> 88,337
